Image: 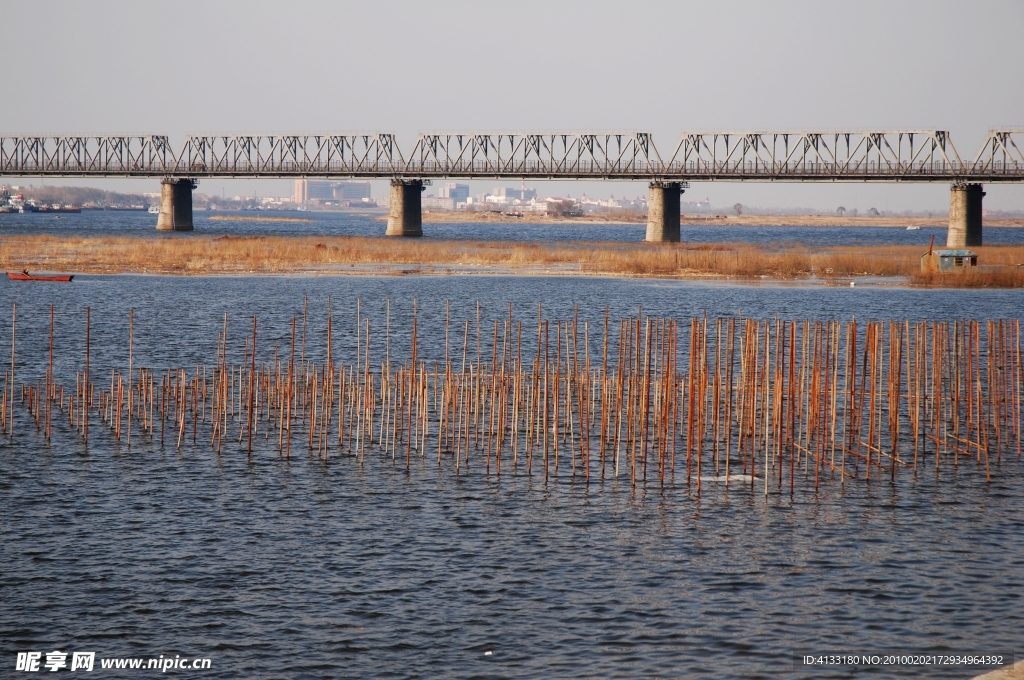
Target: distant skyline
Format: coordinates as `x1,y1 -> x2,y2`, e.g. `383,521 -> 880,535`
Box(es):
3,0 -> 1022,210
10,177 -> 995,215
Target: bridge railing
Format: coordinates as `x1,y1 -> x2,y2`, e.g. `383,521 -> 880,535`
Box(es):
399,159 -> 1022,177
162,160 -> 404,176
404,159 -> 660,175
663,159 -> 1017,177
5,157 -> 1022,178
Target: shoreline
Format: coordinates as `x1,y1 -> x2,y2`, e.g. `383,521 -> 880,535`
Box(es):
2,233 -> 1022,287
4,262 -> 903,288
208,215 -> 313,223
415,212 -> 1024,228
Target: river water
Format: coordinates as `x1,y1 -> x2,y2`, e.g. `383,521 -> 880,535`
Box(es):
1,214 -> 1022,678
3,208 -> 1024,247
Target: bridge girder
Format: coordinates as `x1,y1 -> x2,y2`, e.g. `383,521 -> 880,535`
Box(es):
1,131 -> 1022,182
667,130 -> 968,181
406,132 -> 662,178
0,135 -> 174,176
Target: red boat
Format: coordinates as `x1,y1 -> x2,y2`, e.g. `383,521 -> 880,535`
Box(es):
7,270 -> 74,282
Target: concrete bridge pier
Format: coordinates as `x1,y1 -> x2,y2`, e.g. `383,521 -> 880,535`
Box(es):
385,179 -> 424,237
645,181 -> 682,242
946,183 -> 984,247
156,178 -> 195,231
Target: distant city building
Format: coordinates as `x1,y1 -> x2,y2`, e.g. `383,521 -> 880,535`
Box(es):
335,182 -> 372,200
307,181 -> 335,201
423,196 -> 456,210
293,179 -> 372,203
438,183 -> 470,201
491,186 -> 537,201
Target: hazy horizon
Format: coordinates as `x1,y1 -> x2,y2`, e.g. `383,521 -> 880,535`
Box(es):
11,178 -> 1024,217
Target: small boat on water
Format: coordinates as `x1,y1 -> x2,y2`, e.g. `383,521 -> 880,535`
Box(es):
906,226 -> 921,230
148,206 -> 161,214
7,270 -> 74,282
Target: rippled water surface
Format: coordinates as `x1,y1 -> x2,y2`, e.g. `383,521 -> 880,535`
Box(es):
3,208 -> 1024,247
1,274 -> 1022,678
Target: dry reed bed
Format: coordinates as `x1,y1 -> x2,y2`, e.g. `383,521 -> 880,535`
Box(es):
910,268 -> 1024,288
1,234 -> 1023,285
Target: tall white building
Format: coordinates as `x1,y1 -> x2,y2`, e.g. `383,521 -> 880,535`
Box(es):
438,183 -> 469,201
491,187 -> 537,201
293,180 -> 372,203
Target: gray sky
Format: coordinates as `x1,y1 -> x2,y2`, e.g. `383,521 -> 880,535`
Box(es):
3,0 -> 1023,211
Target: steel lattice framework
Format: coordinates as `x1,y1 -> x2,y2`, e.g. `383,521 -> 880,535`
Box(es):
667,130 -> 967,181
0,136 -> 175,175
177,134 -> 403,176
1,130 -> 1022,182
405,133 -> 661,178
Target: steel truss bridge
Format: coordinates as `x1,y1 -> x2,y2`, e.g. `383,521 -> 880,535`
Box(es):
1,130 -> 1023,182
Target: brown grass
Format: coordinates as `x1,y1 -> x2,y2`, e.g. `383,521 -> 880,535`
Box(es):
422,211 -> 1024,228
2,234 -> 1023,286
910,267 -> 1024,288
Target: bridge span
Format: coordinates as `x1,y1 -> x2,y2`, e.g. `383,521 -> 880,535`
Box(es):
2,130 -> 1022,245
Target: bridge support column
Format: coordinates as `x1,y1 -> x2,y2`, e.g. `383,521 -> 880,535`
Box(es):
646,182 -> 682,242
946,183 -> 984,248
156,178 -> 194,231
385,179 -> 423,237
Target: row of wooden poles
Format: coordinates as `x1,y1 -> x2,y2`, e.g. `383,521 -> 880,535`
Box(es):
2,301 -> 1021,490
